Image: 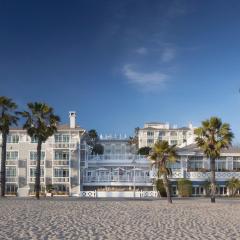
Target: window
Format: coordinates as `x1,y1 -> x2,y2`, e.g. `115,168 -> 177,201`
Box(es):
192,186 -> 204,196
87,172 -> 92,176
170,140 -> 178,145
188,156 -> 203,171
54,134 -> 70,143
218,186 -> 227,195
169,162 -> 181,169
233,160 -> 240,171
54,185 -> 68,192
7,135 -> 19,143
6,184 -> 17,193
31,136 -> 38,143
6,151 -> 18,160
54,168 -> 69,177
171,186 -> 177,196
147,131 -> 154,137
147,139 -> 154,145
30,151 -> 45,160
30,168 -> 44,177
158,131 -> 165,137
6,167 -> 16,177
54,150 -> 69,160
216,161 -> 227,172
170,132 -> 177,136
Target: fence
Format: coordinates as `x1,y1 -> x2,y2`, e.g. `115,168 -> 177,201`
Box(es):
79,190 -> 158,198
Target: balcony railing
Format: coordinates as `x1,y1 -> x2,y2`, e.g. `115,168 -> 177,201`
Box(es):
29,177 -> 44,183
6,160 -> 17,166
29,160 -> 45,166
83,175 -> 151,183
88,154 -> 148,162
186,171 -> 240,179
52,160 -> 69,166
52,177 -> 69,183
6,177 -> 17,183
48,141 -> 77,149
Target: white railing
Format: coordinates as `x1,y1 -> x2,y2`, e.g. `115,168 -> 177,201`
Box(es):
171,170 -> 184,178
186,171 -> 240,179
83,176 -> 151,183
48,141 -> 77,149
88,154 -> 148,162
80,191 -> 96,198
6,177 -> 17,183
28,177 -> 44,183
79,191 -> 158,198
29,160 -> 45,166
52,177 -> 69,183
52,160 -> 69,166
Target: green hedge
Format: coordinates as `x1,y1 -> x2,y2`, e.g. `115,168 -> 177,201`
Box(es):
177,179 -> 192,197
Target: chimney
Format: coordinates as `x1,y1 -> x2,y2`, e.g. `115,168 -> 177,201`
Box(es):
188,122 -> 193,129
69,111 -> 76,128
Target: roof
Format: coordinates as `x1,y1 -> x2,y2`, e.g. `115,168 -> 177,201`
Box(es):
140,127 -> 190,131
57,124 -> 84,131
177,144 -> 240,154
9,124 -> 85,132
145,122 -> 166,125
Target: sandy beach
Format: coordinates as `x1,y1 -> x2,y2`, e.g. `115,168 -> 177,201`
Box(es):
0,198 -> 239,240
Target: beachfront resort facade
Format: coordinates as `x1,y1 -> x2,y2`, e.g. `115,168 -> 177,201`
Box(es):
1,113 -> 240,197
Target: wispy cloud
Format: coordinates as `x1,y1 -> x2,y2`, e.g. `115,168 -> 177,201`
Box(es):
136,47 -> 148,55
161,47 -> 176,62
122,64 -> 168,91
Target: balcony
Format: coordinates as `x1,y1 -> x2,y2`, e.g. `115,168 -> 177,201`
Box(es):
29,160 -> 45,166
29,177 -> 44,183
52,177 -> 69,183
6,160 -> 17,166
87,154 -> 149,165
6,177 -> 17,183
186,171 -> 240,179
83,175 -> 151,184
53,160 -> 69,166
48,141 -> 77,149
171,170 -> 184,178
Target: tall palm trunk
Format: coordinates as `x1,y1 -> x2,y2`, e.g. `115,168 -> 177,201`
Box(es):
35,139 -> 42,199
162,173 -> 172,204
1,131 -> 7,197
210,158 -> 216,203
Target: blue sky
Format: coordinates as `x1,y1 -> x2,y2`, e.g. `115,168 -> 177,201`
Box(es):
1,0 -> 240,142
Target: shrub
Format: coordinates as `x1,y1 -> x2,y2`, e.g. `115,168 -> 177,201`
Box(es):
177,179 -> 192,197
138,147 -> 151,155
227,177 -> 240,197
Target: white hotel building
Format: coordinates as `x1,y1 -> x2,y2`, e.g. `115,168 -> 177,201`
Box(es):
0,112 -> 86,196
1,113 -> 240,197
138,122 -> 195,148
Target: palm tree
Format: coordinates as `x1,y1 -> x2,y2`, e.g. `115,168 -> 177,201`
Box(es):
0,96 -> 19,197
20,102 -> 60,199
148,140 -> 177,203
227,177 -> 240,197
194,117 -> 233,203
